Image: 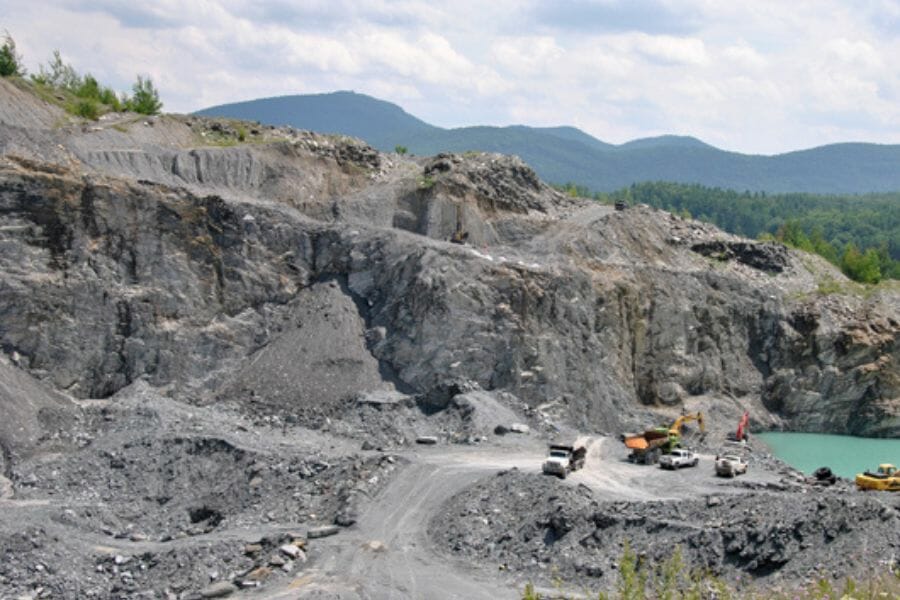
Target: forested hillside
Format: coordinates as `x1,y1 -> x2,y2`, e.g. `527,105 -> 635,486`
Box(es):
595,182 -> 900,281
196,92 -> 900,194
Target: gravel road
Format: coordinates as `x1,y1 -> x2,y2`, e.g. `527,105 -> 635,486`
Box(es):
263,436 -> 792,599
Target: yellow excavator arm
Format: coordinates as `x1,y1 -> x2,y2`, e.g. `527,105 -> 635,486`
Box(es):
669,412 -> 704,436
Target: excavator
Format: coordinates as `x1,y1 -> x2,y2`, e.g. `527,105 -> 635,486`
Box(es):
727,411 -> 750,442
855,464 -> 900,491
624,412 -> 704,465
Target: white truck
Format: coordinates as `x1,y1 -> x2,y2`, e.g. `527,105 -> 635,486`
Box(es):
715,454 -> 748,477
659,448 -> 699,469
542,441 -> 587,479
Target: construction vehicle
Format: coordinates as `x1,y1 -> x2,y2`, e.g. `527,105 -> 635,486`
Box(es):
670,412 -> 704,436
542,440 -> 588,479
659,448 -> 699,470
715,454 -> 748,477
727,411 -> 750,442
855,464 -> 900,491
624,412 -> 704,465
811,466 -> 837,486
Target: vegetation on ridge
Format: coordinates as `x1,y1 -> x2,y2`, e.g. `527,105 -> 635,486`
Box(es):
561,181 -> 899,283
0,33 -> 162,119
0,31 -> 24,77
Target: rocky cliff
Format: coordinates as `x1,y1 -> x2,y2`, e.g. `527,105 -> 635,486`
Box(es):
1,77 -> 898,444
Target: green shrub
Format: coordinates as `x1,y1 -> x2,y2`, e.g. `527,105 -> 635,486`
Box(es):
0,32 -> 24,77
522,582 -> 541,600
521,541 -> 900,599
33,50 -> 79,90
71,98 -> 100,120
840,243 -> 881,284
99,87 -> 122,111
126,75 -> 162,115
14,41 -> 157,119
75,74 -> 100,99
617,540 -> 646,600
395,145 -> 408,155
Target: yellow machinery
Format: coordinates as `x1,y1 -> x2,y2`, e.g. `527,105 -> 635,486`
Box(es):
855,464 -> 900,491
669,412 -> 704,436
624,412 -> 704,465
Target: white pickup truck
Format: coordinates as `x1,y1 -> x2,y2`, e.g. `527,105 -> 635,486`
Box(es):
659,448 -> 699,469
715,454 -> 748,477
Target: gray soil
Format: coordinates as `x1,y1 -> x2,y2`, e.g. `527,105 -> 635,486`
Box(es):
0,79 -> 898,599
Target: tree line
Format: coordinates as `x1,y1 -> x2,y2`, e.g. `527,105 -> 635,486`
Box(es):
554,181 -> 899,283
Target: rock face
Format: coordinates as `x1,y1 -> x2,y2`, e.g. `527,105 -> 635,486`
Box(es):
0,87 -> 898,438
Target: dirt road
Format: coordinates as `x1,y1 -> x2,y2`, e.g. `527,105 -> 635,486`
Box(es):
270,446 -> 545,599
268,437 -> 780,599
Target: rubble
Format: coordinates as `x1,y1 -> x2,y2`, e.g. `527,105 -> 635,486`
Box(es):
432,468 -> 900,592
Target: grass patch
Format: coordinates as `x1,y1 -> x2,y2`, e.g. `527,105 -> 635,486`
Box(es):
522,543 -> 900,599
418,175 -> 436,190
69,97 -> 100,120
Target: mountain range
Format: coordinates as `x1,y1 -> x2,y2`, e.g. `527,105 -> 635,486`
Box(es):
196,91 -> 900,194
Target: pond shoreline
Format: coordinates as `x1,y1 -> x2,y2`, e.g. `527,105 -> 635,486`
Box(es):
756,431 -> 900,479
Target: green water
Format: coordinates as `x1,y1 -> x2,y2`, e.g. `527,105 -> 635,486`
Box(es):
757,432 -> 900,479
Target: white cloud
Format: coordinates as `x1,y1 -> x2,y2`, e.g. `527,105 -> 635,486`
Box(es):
823,38 -> 883,72
629,33 -> 709,66
722,43 -> 766,70
490,36 -> 564,76
2,0 -> 899,154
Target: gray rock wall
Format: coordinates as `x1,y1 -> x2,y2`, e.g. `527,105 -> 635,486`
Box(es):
0,120 -> 897,436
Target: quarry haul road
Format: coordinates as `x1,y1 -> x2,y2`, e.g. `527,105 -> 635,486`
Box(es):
268,448 -> 544,600
267,437 -> 774,599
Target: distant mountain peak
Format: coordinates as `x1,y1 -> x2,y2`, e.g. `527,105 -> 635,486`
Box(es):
196,91 -> 900,194
618,135 -> 712,150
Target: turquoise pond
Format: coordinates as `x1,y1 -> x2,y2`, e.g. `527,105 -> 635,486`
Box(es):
757,432 -> 900,479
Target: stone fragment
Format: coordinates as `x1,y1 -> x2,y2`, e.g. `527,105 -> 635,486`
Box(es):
308,525 -> 340,539
243,543 -> 262,555
362,540 -> 387,552
245,566 -> 272,581
200,581 -> 236,598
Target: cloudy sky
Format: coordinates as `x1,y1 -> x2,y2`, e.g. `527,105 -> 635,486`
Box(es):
4,0 -> 900,154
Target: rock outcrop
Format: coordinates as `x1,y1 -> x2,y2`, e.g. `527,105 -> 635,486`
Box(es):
0,86 -> 898,438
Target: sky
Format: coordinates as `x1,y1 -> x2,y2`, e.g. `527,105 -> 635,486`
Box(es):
4,0 -> 900,155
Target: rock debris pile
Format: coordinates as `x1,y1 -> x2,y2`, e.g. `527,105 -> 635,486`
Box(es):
433,468 -> 900,591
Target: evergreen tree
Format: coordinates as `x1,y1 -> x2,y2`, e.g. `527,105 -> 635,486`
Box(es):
127,76 -> 162,115
0,32 -> 23,77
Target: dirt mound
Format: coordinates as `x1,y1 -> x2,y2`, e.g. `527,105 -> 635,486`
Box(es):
0,356 -> 79,468
432,469 -> 900,592
321,386 -> 533,448
214,277 -> 397,424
